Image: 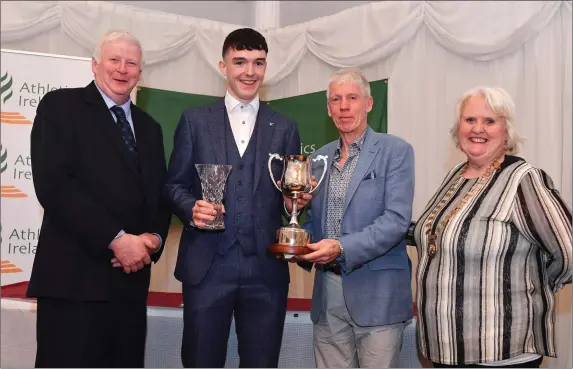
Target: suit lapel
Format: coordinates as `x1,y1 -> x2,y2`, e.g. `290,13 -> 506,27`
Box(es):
132,105 -> 169,212
131,106 -> 153,187
253,103 -> 275,192
207,100 -> 227,165
83,82 -> 139,176
344,127 -> 380,212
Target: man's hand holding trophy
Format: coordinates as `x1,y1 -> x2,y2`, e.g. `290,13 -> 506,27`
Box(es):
280,179 -> 315,215
268,153 -> 328,260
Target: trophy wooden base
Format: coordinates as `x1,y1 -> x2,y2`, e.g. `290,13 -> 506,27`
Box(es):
268,244 -> 312,255
268,226 -> 312,259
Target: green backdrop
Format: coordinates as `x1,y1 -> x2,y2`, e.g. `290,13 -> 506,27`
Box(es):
136,79 -> 388,224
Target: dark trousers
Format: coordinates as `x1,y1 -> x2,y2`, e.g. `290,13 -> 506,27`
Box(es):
432,356 -> 543,368
181,243 -> 288,368
35,297 -> 147,368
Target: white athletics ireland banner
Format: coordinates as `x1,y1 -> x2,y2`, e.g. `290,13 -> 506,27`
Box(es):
1,49 -> 93,286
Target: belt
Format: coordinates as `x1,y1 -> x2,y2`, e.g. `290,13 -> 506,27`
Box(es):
317,262 -> 341,276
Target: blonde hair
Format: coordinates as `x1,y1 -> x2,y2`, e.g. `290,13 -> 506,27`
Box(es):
451,86 -> 524,154
93,30 -> 143,67
326,67 -> 371,99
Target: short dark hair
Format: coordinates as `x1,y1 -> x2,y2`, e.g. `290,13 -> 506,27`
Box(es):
222,28 -> 268,57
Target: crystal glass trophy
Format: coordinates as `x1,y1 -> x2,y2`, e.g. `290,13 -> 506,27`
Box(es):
195,164 -> 232,230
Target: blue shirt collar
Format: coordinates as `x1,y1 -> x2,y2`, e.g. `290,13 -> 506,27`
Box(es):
94,82 -> 132,121
334,126 -> 368,160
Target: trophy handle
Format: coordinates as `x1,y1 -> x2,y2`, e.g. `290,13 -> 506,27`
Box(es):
309,155 -> 328,194
268,153 -> 283,191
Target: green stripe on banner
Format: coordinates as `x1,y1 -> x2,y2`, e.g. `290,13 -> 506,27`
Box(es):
136,79 -> 387,224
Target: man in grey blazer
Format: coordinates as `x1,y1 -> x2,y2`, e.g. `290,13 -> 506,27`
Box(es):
297,68 -> 415,368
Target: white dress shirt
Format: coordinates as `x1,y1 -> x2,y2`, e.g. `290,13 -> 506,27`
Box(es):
224,92 -> 259,157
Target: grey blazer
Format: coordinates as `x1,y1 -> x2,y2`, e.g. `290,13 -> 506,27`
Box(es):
304,126 -> 415,326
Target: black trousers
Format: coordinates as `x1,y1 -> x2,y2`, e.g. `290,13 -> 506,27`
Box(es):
432,356 -> 543,368
35,297 -> 147,368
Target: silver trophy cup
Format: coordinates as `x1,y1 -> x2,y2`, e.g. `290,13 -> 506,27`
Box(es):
267,154 -> 328,258
195,164 -> 232,230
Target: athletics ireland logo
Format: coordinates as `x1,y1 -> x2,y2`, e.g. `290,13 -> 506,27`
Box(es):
0,144 -> 6,174
1,71 -> 13,104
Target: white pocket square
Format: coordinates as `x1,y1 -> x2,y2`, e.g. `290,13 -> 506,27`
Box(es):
364,170 -> 377,180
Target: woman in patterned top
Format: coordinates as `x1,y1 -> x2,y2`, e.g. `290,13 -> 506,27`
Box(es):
409,86 -> 571,368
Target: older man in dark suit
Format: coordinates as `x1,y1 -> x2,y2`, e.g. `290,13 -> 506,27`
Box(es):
28,30 -> 171,368
164,28 -> 309,368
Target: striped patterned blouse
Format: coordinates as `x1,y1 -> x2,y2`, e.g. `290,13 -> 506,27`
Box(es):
412,155 -> 572,365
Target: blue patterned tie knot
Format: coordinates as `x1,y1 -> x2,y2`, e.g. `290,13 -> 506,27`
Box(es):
110,105 -> 137,154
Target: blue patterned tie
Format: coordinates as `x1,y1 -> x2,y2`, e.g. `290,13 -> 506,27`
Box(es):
110,105 -> 137,154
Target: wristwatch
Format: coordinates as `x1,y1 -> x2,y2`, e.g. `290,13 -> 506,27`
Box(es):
336,240 -> 345,261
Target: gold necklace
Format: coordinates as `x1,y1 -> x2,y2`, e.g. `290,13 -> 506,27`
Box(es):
424,156 -> 502,259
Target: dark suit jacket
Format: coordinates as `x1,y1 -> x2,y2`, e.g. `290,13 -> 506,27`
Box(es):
165,99 -> 300,287
27,81 -> 171,302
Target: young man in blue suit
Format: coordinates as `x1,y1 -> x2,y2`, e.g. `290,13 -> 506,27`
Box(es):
164,28 -> 310,368
297,68 -> 415,368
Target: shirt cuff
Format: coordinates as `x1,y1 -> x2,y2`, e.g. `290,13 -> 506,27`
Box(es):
151,233 -> 163,254
109,230 -> 126,249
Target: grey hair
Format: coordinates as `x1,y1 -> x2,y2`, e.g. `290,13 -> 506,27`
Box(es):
450,86 -> 524,155
326,67 -> 371,99
92,30 -> 143,67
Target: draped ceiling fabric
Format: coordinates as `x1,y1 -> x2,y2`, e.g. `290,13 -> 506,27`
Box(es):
1,1 -> 570,212
1,1 -> 571,367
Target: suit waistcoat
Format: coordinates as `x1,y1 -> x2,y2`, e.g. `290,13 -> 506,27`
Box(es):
219,112 -> 258,255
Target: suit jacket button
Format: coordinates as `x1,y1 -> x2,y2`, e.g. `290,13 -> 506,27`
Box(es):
356,264 -> 363,269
